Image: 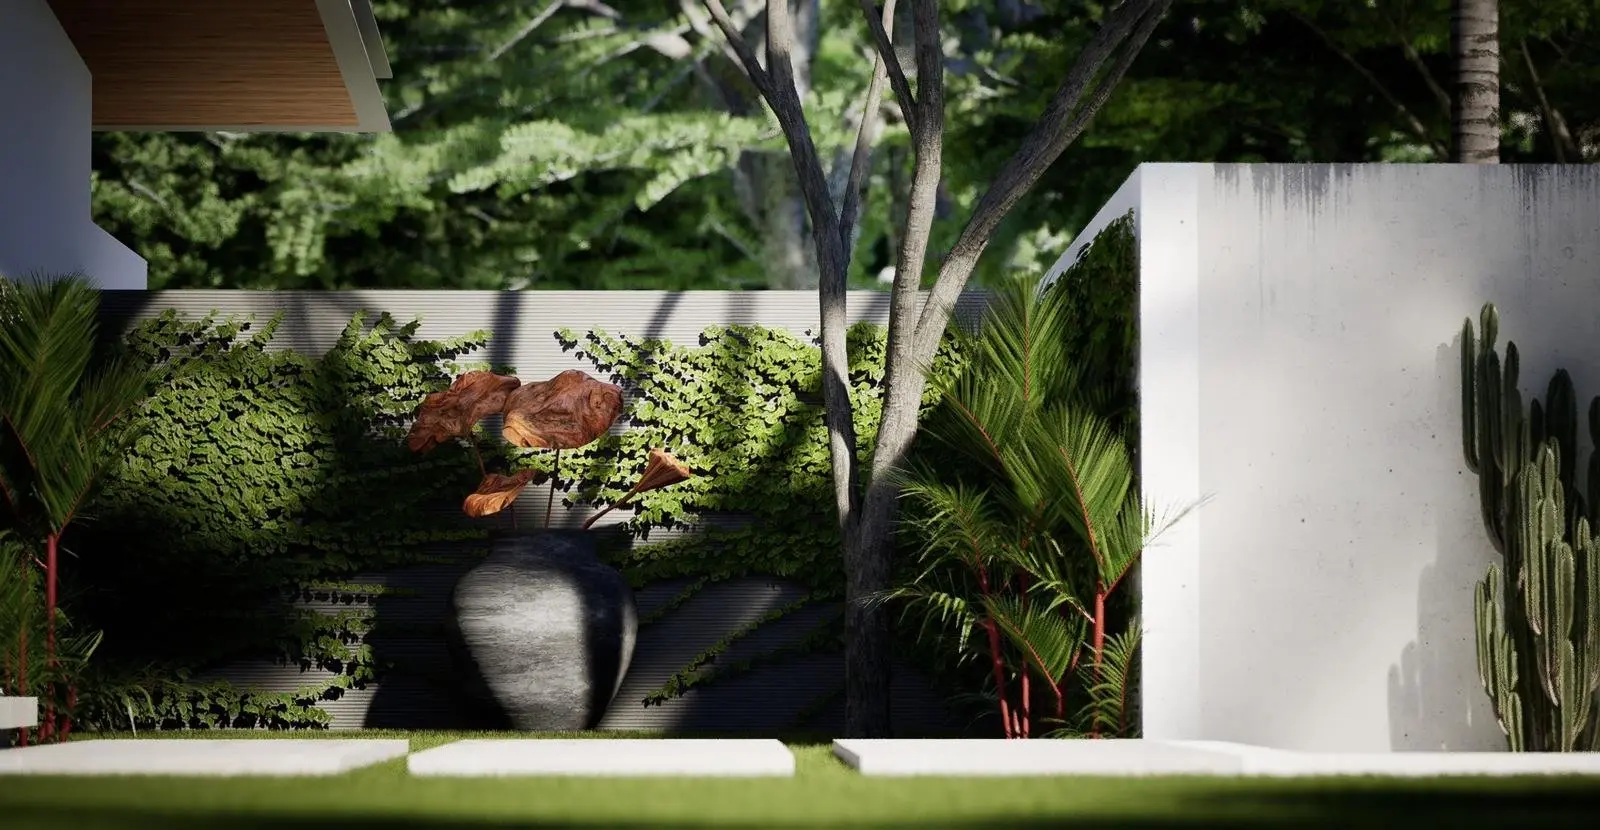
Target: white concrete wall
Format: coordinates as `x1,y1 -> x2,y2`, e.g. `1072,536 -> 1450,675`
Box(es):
0,0 -> 146,289
1047,163 -> 1600,752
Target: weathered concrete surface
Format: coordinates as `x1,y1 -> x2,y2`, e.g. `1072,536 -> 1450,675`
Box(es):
1044,163 -> 1600,752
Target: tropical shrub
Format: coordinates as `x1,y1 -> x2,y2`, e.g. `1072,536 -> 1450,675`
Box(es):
887,222 -> 1185,739
0,275 -> 146,742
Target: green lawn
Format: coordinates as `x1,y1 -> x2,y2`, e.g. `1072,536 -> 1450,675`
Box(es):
1,731 -> 1597,829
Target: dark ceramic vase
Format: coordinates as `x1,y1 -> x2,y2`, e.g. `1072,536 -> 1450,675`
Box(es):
448,530 -> 637,730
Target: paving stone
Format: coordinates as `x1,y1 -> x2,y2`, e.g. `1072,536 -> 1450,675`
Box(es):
407,738 -> 795,777
834,739 -> 1600,777
0,739 -> 410,776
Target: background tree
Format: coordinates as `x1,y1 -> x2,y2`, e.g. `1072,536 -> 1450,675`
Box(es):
1452,0 -> 1501,162
698,0 -> 1173,737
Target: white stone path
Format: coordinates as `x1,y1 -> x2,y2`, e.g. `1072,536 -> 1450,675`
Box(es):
0,739 -> 410,776
3,736 -> 1599,778
833,739 -> 1600,777
408,738 -> 796,777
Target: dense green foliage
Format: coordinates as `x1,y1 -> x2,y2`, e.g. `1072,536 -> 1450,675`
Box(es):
1461,304 -> 1600,752
87,1 -> 1600,294
73,312 -> 495,729
67,303 -> 965,730
0,276 -> 154,742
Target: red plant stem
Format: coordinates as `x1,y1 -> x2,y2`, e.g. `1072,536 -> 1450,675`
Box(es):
975,566 -> 1014,739
1020,671 -> 1032,738
471,444 -> 486,476
42,534 -> 59,742
1089,588 -> 1107,739
16,554 -> 26,747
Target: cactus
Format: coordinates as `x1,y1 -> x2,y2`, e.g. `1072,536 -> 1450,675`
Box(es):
1462,303 -> 1600,751
1466,306 -> 1600,752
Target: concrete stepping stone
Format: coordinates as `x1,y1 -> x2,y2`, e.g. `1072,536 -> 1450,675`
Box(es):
834,739 -> 1600,778
0,697 -> 37,729
833,738 -> 1245,776
407,738 -> 795,777
0,739 -> 410,777
1169,740 -> 1600,777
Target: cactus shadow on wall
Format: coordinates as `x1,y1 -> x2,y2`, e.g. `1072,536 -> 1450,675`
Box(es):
1384,339 -> 1503,751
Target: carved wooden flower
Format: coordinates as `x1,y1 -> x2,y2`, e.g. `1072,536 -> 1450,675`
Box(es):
463,469 -> 546,518
501,369 -> 624,450
635,447 -> 693,494
406,371 -> 521,454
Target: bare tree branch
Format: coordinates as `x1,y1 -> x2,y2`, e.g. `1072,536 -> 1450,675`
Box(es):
681,0 -> 760,84
910,0 -> 1170,360
1292,12 -> 1447,159
1382,15 -> 1453,115
855,0 -> 919,141
488,0 -> 567,62
703,0 -> 776,97
1518,38 -> 1579,163
837,0 -> 898,258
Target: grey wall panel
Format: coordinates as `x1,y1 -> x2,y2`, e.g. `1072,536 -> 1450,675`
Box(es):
98,290 -> 987,733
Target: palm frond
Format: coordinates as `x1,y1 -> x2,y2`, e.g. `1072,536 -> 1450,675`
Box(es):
1078,617 -> 1143,737
982,594 -> 1087,685
1002,404 -> 1134,581
897,475 -> 1017,573
0,275 -> 153,532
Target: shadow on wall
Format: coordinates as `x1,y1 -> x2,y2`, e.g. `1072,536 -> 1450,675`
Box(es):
79,290 -> 966,734
1385,340 -> 1500,751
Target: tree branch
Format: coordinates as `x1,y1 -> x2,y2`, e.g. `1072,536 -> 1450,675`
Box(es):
703,0 -> 776,97
1291,11 -> 1446,159
837,0 -> 898,259
488,0 -> 567,62
856,1 -> 919,141
1518,38 -> 1578,163
1383,15 -> 1452,115
911,0 -> 1170,359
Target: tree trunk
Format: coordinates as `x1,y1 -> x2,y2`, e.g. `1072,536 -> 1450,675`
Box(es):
1450,0 -> 1499,163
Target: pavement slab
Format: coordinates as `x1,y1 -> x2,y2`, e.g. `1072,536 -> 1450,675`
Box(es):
0,739 -> 410,777
407,738 -> 796,777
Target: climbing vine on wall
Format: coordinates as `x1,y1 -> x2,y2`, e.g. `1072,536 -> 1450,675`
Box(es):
548,321 -> 964,706
68,213 -> 1135,730
73,310 -> 500,730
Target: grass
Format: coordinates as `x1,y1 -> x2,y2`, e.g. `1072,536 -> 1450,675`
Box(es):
0,730 -> 1597,829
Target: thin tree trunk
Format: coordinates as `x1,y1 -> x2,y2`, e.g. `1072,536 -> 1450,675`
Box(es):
43,534 -> 57,742
1450,0 -> 1499,163
17,554 -> 28,747
706,0 -> 1172,739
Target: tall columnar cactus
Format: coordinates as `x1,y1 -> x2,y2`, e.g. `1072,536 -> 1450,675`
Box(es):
1462,303 -> 1600,751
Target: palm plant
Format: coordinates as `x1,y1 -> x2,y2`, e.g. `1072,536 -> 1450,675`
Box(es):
0,275 -> 150,742
886,271 -> 1189,738
0,531 -> 102,746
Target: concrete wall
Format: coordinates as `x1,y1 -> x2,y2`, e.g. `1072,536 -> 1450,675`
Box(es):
1063,163 -> 1600,752
0,0 -> 146,289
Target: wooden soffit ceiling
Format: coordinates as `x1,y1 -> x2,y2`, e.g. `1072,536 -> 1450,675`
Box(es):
48,0 -> 392,132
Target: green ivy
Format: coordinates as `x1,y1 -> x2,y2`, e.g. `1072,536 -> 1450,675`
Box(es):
72,299 -> 979,727
73,309 -> 498,731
